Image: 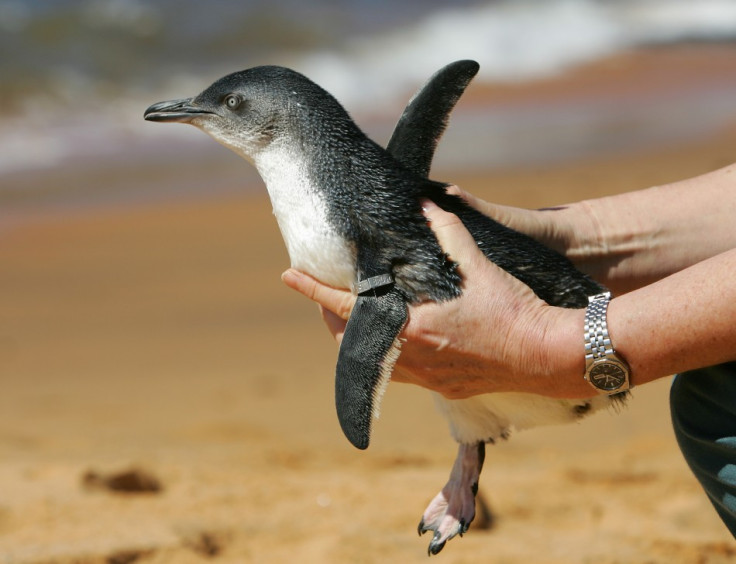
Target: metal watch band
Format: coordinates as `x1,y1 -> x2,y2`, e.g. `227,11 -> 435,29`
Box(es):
584,291 -> 613,364
583,291 -> 631,394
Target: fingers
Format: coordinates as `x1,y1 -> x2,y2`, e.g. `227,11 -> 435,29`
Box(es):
445,184 -> 496,217
281,269 -> 356,321
320,306 -> 347,343
422,199 -> 487,269
451,185 -> 556,248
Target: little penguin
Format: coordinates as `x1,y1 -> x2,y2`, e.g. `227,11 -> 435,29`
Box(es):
144,60 -> 627,555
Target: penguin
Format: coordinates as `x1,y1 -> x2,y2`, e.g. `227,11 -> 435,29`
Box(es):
144,61 -> 627,555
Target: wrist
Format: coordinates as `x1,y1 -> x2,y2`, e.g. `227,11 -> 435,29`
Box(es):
535,201 -> 601,262
536,305 -> 596,399
560,197 -> 657,294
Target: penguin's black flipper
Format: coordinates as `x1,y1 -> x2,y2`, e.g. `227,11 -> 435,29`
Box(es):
335,61 -> 478,450
387,60 -> 479,177
335,285 -> 408,450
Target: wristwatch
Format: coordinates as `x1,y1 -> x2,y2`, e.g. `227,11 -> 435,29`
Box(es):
583,291 -> 631,394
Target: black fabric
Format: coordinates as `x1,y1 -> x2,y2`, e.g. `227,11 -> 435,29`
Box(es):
670,363 -> 736,537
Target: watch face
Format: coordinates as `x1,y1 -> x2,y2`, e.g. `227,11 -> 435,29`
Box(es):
589,360 -> 627,391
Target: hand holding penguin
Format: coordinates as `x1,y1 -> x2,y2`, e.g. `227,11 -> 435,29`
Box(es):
282,198 -> 591,401
145,60 -> 627,555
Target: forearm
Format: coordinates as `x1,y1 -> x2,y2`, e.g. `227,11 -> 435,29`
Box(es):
475,164 -> 736,295
547,164 -> 736,294
548,247 -> 736,397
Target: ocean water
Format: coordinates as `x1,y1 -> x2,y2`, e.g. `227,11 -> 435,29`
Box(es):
2,0 -> 736,216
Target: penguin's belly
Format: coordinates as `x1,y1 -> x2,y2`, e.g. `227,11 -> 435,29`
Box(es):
257,151 -> 357,290
276,202 -> 356,289
433,392 -> 609,444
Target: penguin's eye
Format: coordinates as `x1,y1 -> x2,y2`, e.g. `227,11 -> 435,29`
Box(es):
224,94 -> 242,110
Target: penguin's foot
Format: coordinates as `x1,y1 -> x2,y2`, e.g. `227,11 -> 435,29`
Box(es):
418,442 -> 485,555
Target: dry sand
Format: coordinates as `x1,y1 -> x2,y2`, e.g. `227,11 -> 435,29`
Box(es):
2,46 -> 736,563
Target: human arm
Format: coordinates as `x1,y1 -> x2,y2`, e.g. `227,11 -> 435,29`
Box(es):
466,163 -> 736,295
282,186 -> 736,400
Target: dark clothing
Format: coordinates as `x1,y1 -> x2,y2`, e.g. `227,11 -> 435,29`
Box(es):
671,363 -> 736,537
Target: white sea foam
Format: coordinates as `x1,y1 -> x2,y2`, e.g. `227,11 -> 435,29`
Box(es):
3,0 -> 736,181
298,0 -> 736,108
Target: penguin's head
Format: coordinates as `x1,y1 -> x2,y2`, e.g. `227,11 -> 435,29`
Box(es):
144,66 -> 355,164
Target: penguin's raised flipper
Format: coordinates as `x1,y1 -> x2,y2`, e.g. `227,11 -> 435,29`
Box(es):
387,60 -> 479,177
335,61 -> 479,450
335,285 -> 408,450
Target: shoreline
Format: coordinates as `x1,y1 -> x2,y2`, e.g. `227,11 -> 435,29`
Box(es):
5,116 -> 736,236
4,43 -> 736,231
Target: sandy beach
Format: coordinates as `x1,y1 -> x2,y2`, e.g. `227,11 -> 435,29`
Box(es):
2,45 -> 736,563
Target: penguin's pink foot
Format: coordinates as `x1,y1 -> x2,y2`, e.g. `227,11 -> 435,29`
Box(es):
418,442 -> 484,555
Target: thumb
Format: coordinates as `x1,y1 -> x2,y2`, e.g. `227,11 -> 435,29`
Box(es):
422,199 -> 487,269
281,269 -> 356,321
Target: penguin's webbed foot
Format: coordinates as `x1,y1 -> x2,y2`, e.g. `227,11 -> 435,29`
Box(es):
418,442 -> 485,555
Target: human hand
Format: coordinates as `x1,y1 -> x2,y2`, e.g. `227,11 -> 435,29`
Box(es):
281,198 -> 586,399
444,185 -> 571,255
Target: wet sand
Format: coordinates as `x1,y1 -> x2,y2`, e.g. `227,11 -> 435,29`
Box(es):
2,46 -> 736,563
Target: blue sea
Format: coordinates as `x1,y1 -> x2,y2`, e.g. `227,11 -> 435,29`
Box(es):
2,0 -> 736,220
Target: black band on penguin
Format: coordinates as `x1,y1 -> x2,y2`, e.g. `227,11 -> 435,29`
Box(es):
355,273 -> 395,295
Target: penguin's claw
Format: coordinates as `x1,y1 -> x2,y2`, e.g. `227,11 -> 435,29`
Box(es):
418,490 -> 476,555
428,534 -> 447,556
419,518 -> 471,555
418,442 -> 485,554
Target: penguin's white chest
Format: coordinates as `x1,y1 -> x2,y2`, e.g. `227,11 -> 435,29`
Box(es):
255,149 -> 356,289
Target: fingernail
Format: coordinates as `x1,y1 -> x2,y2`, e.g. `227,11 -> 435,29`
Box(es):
421,198 -> 438,213
281,268 -> 299,285
421,199 -> 439,224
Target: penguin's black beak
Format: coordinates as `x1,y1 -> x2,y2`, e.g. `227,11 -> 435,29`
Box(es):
144,98 -> 212,123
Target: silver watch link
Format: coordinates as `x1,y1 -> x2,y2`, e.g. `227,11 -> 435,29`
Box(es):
583,291 -> 631,394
